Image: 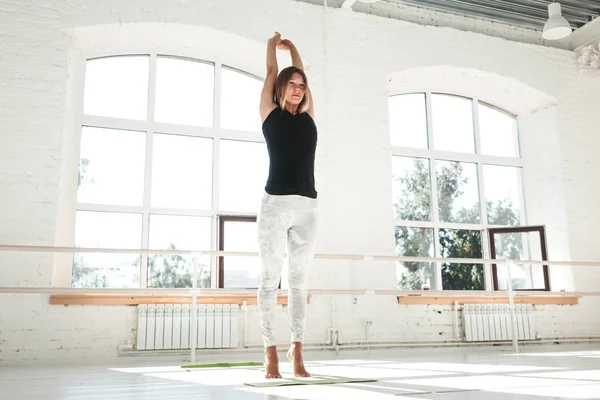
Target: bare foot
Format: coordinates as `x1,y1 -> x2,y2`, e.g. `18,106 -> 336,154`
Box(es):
286,342 -> 311,377
264,346 -> 282,379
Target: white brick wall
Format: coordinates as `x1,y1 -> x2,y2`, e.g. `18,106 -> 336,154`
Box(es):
536,297 -> 600,340
0,294 -> 137,359
1,0 -> 600,360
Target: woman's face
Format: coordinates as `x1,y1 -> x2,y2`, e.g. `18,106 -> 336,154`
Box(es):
285,72 -> 306,106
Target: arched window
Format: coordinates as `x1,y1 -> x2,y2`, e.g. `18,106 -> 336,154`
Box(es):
70,54 -> 267,289
389,92 -> 546,291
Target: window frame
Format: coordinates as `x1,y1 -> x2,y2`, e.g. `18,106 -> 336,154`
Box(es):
55,49 -> 266,289
218,215 -> 266,289
390,91 -> 527,291
489,225 -> 550,291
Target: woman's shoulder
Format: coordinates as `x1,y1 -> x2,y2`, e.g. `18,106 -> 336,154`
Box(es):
262,106 -> 281,128
303,110 -> 315,124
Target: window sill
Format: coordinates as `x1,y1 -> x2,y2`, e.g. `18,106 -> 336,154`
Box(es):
397,294 -> 580,305
50,293 -> 311,306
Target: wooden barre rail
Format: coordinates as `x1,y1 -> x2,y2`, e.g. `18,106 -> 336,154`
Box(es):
1,244 -> 599,267
48,293 -> 311,306
0,287 -> 597,297
43,293 -> 576,306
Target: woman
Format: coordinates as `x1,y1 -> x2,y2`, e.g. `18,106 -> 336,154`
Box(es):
257,32 -> 318,379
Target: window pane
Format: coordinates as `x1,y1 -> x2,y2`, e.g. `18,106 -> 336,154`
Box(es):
151,133 -> 213,209
392,156 -> 431,221
219,140 -> 268,212
439,229 -> 484,290
72,211 -> 141,288
479,103 -> 519,157
222,220 -> 260,289
148,215 -> 211,288
436,160 -> 480,224
84,56 -> 149,120
483,165 -> 522,226
221,68 -> 262,131
431,94 -> 475,153
494,231 -> 546,290
395,226 -> 436,290
388,93 -> 428,148
155,57 -> 214,127
77,127 -> 145,206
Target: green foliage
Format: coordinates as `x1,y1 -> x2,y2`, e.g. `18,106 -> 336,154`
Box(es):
72,253 -> 140,288
395,159 -> 521,290
72,244 -> 210,289
394,159 -> 431,221
439,228 -> 484,290
147,244 -> 210,289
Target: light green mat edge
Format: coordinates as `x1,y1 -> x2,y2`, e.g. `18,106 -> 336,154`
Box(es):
180,363 -> 377,387
181,362 -> 263,369
244,376 -> 378,387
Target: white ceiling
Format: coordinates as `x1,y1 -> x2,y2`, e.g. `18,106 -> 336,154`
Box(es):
296,0 -> 600,49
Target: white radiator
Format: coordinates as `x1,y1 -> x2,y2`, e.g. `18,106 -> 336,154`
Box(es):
136,304 -> 239,350
462,304 -> 536,342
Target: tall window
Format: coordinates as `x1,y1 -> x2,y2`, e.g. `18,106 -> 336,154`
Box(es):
73,54 -> 267,289
389,93 -> 527,291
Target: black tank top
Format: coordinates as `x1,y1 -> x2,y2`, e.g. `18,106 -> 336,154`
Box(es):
262,107 -> 318,199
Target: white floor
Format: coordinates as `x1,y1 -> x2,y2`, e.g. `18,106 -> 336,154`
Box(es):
1,344 -> 600,399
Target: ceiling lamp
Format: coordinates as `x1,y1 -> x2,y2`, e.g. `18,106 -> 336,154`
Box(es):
543,2 -> 572,40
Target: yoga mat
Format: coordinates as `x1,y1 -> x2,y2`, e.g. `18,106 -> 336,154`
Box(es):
181,362 -> 263,369
244,375 -> 377,387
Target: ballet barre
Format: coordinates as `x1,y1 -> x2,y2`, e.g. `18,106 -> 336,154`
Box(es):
1,243 -> 599,359
0,244 -> 599,267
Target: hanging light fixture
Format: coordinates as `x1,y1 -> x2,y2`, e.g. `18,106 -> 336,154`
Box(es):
542,2 -> 572,40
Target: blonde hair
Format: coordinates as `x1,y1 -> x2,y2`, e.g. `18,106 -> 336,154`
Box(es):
274,66 -> 311,113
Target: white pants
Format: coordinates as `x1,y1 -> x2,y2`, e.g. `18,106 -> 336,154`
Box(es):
257,193 -> 318,348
